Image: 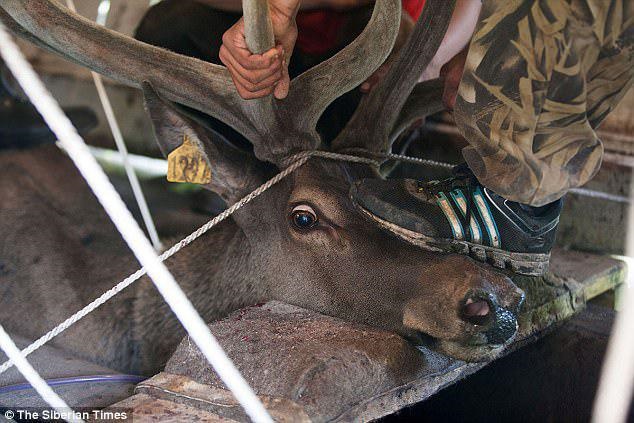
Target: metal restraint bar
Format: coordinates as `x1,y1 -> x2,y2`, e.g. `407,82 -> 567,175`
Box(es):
65,0 -> 162,251
0,20 -> 272,423
592,169 -> 634,423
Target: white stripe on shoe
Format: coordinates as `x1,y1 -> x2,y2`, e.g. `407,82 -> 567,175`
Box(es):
450,190 -> 482,244
473,187 -> 501,248
437,192 -> 464,241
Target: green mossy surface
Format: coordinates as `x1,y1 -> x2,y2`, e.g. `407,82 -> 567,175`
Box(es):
512,262 -> 625,337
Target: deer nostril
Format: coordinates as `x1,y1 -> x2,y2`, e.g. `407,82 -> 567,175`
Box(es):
461,291 -> 519,345
461,297 -> 492,326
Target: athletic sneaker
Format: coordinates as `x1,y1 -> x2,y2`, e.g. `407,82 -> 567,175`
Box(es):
351,164 -> 563,276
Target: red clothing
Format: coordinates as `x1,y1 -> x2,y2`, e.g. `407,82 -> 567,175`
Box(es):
296,0 -> 426,55
402,0 -> 426,20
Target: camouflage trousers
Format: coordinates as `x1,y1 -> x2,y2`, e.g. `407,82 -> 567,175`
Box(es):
455,0 -> 634,206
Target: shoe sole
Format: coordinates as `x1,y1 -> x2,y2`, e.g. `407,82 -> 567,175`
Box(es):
357,206 -> 550,277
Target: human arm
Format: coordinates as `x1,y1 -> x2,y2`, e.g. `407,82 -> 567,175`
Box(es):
418,0 -> 481,111
219,0 -> 299,99
357,0 -> 482,93
419,0 -> 481,81
219,0 -> 377,99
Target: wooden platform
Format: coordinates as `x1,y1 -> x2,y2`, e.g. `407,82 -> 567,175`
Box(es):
108,249 -> 625,422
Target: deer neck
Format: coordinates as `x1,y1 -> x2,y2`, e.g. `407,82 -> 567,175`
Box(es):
130,218 -> 265,374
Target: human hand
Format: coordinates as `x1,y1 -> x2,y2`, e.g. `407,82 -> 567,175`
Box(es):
220,1 -> 298,100
439,46 -> 468,110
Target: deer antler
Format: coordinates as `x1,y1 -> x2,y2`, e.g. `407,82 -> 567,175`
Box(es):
237,0 -> 293,163
1,0 -> 427,165
235,0 -> 402,163
333,0 -> 456,154
242,0 -> 275,54
0,0 -> 267,145
241,0 -> 402,163
280,0 -> 401,136
389,78 -> 445,143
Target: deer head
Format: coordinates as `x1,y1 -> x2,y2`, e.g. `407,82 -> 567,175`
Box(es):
0,0 -> 525,361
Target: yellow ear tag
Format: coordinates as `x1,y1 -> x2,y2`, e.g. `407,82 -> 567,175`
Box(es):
167,134 -> 212,185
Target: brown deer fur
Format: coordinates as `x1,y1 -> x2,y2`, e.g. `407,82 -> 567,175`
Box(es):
0,0 -> 525,375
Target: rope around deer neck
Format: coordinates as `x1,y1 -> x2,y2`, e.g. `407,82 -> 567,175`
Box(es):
0,149 -> 448,376
0,146 -> 628,377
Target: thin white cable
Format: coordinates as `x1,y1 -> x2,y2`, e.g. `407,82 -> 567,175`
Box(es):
92,73 -> 163,250
591,168 -> 634,423
0,22 -> 271,423
85,146 -> 634,204
8,3 -> 628,422
0,150 -> 358,377
0,325 -> 83,423
386,152 -> 630,204
569,187 -> 631,204
0,154 -> 310,376
0,144 -> 630,376
84,145 -> 168,179
65,0 -> 162,251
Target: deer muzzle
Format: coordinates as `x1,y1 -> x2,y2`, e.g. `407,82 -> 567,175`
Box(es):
402,275 -> 525,355
460,290 -> 525,345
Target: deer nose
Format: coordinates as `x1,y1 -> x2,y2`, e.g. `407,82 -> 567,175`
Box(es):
460,292 -> 521,345
461,297 -> 492,326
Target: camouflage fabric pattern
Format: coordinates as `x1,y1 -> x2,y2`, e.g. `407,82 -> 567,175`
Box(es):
454,0 -> 634,206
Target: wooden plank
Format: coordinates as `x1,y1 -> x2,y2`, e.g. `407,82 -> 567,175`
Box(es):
107,250 -> 626,422
105,393 -> 237,423
513,250 -> 625,340
134,373 -> 310,423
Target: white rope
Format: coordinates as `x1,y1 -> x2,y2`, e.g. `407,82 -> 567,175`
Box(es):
386,153 -> 631,203
568,187 -> 630,204
0,325 -> 82,423
592,168 -> 634,423
0,154 -> 310,376
0,142 -> 629,377
0,150 -> 365,376
1,8 -> 629,419
65,0 -> 162,251
0,22 -> 272,423
386,152 -> 454,169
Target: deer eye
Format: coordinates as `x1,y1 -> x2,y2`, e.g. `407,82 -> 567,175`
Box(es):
290,205 -> 318,230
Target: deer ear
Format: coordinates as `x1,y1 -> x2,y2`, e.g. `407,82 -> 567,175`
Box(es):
141,82 -> 269,203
